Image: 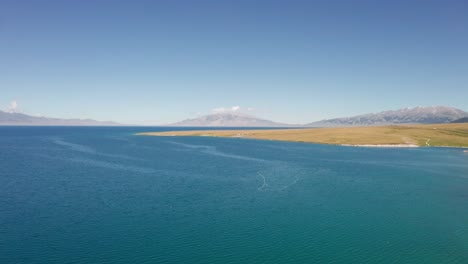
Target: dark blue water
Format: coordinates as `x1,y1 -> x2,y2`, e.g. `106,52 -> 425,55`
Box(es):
1,126 -> 467,263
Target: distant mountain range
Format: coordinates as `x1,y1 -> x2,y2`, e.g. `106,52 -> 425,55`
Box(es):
169,112 -> 293,127
1,106 -> 466,127
0,110 -> 120,126
305,106 -> 468,127
451,117 -> 468,123
170,106 -> 468,127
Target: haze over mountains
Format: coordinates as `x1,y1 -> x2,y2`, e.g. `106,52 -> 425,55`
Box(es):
451,117 -> 468,123
170,106 -> 468,127
0,110 -> 120,126
170,112 -> 293,127
306,106 -> 468,127
1,106 -> 467,127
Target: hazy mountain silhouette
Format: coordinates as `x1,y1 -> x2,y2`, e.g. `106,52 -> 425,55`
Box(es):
0,110 -> 120,126
306,106 -> 468,127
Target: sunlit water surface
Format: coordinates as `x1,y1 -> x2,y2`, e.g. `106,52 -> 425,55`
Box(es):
1,126 -> 467,263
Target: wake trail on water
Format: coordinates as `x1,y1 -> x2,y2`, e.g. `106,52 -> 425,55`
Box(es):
52,138 -> 96,154
167,140 -> 321,192
68,157 -> 158,173
167,141 -> 265,162
256,164 -> 309,191
48,137 -> 330,190
35,154 -> 159,174
50,138 -> 142,161
257,172 -> 269,191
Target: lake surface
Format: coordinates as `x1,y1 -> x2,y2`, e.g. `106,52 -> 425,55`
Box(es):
1,126 -> 467,263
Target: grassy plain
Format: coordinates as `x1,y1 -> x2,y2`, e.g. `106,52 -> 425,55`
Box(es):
139,123 -> 468,147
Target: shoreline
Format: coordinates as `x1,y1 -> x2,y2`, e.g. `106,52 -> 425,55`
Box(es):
341,144 -> 419,148
137,123 -> 468,149
139,133 -> 468,149
138,133 -> 468,149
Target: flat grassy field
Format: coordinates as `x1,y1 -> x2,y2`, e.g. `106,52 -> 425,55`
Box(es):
139,123 -> 468,147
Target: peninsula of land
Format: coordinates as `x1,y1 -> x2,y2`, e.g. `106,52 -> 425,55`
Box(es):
139,123 -> 468,148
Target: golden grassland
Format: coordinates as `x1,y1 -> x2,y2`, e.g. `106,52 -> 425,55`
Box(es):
138,123 -> 468,148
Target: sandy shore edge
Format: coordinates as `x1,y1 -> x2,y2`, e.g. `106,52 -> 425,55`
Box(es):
137,123 -> 468,149
138,133 -> 468,149
341,144 -> 419,148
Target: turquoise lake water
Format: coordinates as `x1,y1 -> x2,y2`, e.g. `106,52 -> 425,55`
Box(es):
0,126 -> 467,263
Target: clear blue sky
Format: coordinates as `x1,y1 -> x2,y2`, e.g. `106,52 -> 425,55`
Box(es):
1,0 -> 467,124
